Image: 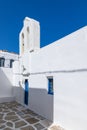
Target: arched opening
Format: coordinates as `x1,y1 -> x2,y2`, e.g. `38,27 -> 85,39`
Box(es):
10,59 -> 14,68
21,33 -> 24,54
27,26 -> 29,33
27,27 -> 29,49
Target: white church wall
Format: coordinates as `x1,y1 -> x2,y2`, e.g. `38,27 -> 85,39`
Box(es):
29,74 -> 54,121
30,26 -> 87,73
14,17 -> 87,130
17,17 -> 41,106
21,52 -> 30,75
54,72 -> 87,130
29,26 -> 87,130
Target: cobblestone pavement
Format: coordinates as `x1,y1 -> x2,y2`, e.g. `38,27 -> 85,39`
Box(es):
0,101 -> 64,130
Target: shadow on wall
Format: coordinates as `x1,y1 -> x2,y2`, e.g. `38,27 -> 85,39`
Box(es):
13,86 -> 54,122
29,88 -> 54,122
0,68 -> 13,98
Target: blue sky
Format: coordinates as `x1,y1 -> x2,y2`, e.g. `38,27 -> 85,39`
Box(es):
0,0 -> 87,53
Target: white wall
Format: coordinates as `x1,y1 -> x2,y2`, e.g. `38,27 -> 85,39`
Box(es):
30,26 -> 87,73
29,74 -> 53,121
54,72 -> 87,130
13,59 -> 27,104
13,61 -> 20,86
20,52 -> 30,75
0,68 -> 13,98
0,51 -> 19,102
28,27 -> 87,130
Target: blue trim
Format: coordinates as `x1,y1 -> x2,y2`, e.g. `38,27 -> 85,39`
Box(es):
48,78 -> 54,95
24,79 -> 29,105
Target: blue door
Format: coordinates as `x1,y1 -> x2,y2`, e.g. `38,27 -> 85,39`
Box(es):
24,79 -> 29,105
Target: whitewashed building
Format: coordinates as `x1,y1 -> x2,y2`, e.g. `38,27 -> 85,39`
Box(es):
0,17 -> 87,130
0,50 -> 18,102
0,50 -> 18,68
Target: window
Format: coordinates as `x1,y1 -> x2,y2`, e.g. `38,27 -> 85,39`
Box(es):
0,58 -> 5,67
21,33 -> 24,54
10,59 -> 14,68
48,77 -> 54,95
27,27 -> 29,49
27,27 -> 29,33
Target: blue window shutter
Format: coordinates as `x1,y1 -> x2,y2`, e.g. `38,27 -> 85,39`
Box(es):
48,78 -> 54,95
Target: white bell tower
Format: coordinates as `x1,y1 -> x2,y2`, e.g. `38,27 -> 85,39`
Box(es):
19,17 -> 40,55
